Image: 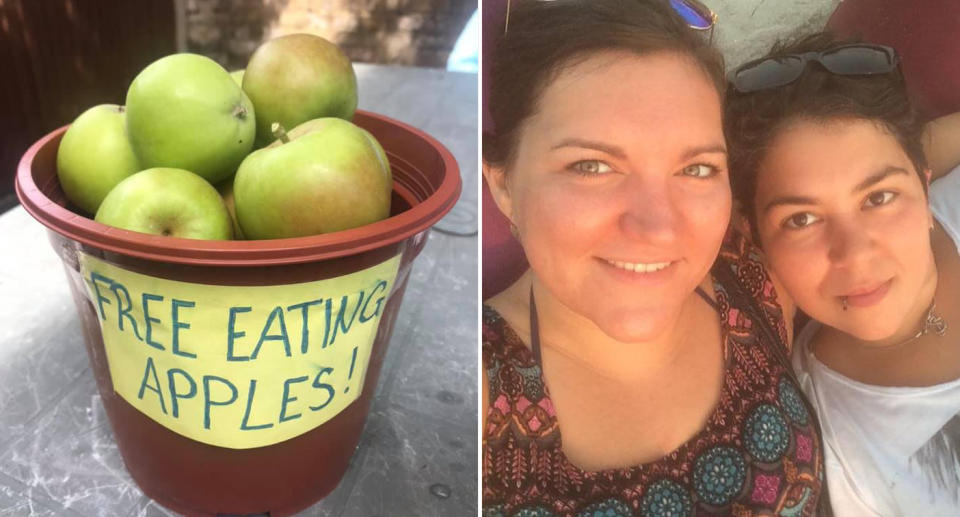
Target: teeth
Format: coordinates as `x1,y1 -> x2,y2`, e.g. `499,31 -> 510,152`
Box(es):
608,260 -> 671,273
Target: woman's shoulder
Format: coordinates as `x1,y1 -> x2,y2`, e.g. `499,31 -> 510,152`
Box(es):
715,224 -> 778,300
482,303 -> 535,367
713,224 -> 792,350
481,303 -> 552,441
717,220 -> 767,270
481,303 -> 509,346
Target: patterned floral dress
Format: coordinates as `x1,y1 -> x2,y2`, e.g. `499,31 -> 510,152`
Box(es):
482,229 -> 824,517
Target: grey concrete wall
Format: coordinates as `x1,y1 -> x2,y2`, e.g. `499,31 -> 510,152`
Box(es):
712,0 -> 842,68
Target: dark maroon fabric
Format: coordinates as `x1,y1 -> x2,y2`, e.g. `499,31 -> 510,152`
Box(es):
827,0 -> 960,122
482,0 -> 528,299
482,0 -> 506,134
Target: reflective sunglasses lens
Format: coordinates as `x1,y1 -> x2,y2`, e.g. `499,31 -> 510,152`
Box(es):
733,56 -> 805,92
821,47 -> 896,75
669,0 -> 713,29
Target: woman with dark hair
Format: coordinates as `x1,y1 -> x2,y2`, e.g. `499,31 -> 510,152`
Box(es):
482,1 -> 825,515
726,31 -> 960,516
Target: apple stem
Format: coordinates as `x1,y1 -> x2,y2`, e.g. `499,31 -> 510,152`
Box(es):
271,122 -> 291,144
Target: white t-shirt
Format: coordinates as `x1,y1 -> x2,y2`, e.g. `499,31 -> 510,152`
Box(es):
792,165 -> 960,517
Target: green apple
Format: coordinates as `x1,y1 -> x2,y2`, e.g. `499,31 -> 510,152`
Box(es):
216,177 -> 245,239
95,167 -> 233,240
230,69 -> 244,86
56,104 -> 140,215
233,118 -> 392,239
360,127 -> 392,195
242,33 -> 357,146
126,53 -> 255,184
269,118 -> 391,196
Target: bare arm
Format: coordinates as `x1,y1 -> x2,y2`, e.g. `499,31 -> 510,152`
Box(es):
923,111 -> 960,181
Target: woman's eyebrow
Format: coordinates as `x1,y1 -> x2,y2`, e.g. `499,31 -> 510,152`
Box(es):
680,144 -> 727,162
762,166 -> 911,215
550,138 -> 626,159
852,166 -> 910,193
763,195 -> 818,215
548,141 -> 727,162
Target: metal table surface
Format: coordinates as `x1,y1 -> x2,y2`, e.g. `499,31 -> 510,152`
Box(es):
0,63 -> 478,516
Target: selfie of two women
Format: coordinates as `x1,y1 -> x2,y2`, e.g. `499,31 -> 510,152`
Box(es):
479,0 -> 960,516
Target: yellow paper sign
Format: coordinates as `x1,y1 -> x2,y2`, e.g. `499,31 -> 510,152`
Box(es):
78,252 -> 401,450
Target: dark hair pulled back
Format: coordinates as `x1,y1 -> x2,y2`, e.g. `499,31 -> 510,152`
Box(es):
725,31 -> 928,233
483,0 -> 725,169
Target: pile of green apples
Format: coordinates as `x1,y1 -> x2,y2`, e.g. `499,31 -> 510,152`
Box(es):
56,33 -> 393,241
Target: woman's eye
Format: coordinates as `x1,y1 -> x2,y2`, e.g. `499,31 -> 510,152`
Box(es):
864,190 -> 897,208
680,164 -> 718,178
782,212 -> 820,229
568,160 -> 612,175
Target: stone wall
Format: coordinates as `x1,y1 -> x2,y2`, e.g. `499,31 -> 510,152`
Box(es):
183,0 -> 476,71
713,0 -> 841,68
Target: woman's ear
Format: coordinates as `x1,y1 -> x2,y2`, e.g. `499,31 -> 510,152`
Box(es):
483,161 -> 515,224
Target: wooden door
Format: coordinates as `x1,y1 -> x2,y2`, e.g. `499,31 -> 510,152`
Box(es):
0,0 -> 177,210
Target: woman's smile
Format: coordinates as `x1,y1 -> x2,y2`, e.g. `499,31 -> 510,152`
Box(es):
602,258 -> 674,274
597,257 -> 680,283
837,278 -> 894,308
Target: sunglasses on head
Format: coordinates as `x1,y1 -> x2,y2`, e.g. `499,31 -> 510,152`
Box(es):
669,0 -> 716,31
730,44 -> 900,93
504,0 -> 718,39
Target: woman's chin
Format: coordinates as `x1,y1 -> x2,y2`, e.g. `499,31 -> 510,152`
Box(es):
593,308 -> 680,344
829,319 -> 902,343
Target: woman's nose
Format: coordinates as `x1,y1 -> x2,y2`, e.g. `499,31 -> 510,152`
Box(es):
617,176 -> 677,243
827,218 -> 876,267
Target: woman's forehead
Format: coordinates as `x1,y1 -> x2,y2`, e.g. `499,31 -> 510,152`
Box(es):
767,118 -> 908,165
758,118 -> 916,194
523,51 -> 724,145
542,51 -> 719,107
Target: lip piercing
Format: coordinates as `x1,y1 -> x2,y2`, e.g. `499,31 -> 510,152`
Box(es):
841,297 -> 849,311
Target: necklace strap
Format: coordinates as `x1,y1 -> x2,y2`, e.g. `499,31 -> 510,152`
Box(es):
924,303 -> 949,336
695,285 -> 719,313
530,287 -> 542,365
868,302 -> 948,352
